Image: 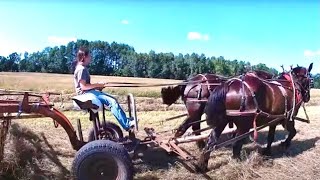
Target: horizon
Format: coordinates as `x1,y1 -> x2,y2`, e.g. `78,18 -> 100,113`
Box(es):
0,0 -> 319,73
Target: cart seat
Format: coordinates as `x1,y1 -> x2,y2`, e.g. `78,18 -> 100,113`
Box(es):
72,93 -> 103,113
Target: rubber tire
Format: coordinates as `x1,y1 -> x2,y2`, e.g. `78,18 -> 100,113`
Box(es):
88,121 -> 123,142
72,140 -> 133,180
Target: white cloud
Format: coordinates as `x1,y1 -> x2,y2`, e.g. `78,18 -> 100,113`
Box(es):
187,32 -> 210,41
304,49 -> 320,57
47,36 -> 77,45
0,33 -> 32,56
121,19 -> 129,25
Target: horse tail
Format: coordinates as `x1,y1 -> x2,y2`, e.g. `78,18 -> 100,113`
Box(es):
205,83 -> 229,127
161,85 -> 185,106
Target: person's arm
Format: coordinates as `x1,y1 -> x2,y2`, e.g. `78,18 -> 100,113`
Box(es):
77,67 -> 107,91
79,80 -> 105,91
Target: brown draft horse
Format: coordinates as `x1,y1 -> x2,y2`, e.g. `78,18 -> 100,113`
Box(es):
196,63 -> 313,172
161,73 -> 227,148
161,71 -> 274,149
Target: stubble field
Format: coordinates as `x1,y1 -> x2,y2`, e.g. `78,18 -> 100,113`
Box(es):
0,72 -> 320,180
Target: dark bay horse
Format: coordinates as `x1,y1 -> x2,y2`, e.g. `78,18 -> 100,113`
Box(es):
161,71 -> 274,149
161,73 -> 227,148
196,63 -> 313,172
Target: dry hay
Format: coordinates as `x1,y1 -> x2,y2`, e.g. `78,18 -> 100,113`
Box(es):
0,119 -> 10,162
0,72 -> 320,179
0,105 -> 319,180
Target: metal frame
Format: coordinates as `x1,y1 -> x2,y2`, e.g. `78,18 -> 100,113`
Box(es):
0,92 -> 85,150
127,93 -> 138,132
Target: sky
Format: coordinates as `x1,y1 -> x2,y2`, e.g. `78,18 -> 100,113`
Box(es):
0,0 -> 319,73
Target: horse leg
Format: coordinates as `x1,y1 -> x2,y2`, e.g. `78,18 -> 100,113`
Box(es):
232,121 -> 251,160
175,115 -> 205,149
232,134 -> 247,160
192,104 -> 206,149
174,116 -> 193,138
192,119 -> 206,149
196,124 -> 226,172
262,125 -> 276,156
175,103 -> 202,138
281,120 -> 296,149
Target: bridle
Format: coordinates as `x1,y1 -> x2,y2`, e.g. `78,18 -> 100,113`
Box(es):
290,69 -> 312,103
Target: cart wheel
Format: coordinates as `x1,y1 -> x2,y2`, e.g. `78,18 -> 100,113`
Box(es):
72,140 -> 133,180
88,121 -> 123,141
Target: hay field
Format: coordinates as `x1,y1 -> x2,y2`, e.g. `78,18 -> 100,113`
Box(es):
0,72 -> 181,98
1,72 -> 320,180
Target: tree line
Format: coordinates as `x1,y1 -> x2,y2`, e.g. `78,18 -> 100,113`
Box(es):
0,39 -> 319,88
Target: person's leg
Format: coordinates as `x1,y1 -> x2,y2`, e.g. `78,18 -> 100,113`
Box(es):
88,90 -> 131,131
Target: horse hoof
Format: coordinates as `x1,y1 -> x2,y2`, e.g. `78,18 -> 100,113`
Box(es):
195,164 -> 209,173
280,141 -> 290,149
174,131 -> 184,138
231,155 -> 241,161
196,140 -> 206,150
262,148 -> 272,156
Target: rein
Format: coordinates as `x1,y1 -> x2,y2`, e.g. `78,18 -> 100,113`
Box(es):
104,79 -> 222,88
289,71 -> 296,121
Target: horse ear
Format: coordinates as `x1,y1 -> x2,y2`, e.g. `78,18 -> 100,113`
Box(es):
308,63 -> 313,72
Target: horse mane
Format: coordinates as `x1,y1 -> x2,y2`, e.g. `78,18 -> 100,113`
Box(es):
205,83 -> 229,127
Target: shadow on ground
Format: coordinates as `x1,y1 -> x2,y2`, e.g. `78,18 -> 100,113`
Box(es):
133,128 -> 320,180
0,123 -> 73,180
245,129 -> 319,158
1,124 -> 318,180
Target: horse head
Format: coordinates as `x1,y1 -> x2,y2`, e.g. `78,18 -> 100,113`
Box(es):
280,63 -> 313,103
292,63 -> 313,102
161,85 -> 183,106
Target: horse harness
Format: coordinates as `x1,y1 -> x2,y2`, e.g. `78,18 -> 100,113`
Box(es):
197,74 -> 210,100
227,72 -> 304,140
183,74 -> 221,101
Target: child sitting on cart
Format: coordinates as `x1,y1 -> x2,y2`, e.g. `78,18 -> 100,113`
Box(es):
73,47 -> 135,132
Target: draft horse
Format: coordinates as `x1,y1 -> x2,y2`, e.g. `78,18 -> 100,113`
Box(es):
161,73 -> 227,148
196,63 -> 313,172
161,71 -> 274,149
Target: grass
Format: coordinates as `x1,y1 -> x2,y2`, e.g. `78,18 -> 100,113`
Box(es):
1,72 -> 320,180
1,104 -> 320,180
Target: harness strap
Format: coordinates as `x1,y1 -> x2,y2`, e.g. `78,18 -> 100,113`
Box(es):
271,81 -> 288,114
198,74 -> 210,91
253,112 -> 260,141
184,84 -> 197,97
243,81 -> 259,111
227,77 -> 260,112
279,84 -> 288,114
302,102 -> 310,123
239,75 -> 261,141
197,74 -> 209,99
289,72 -> 295,121
184,74 -> 208,98
240,76 -> 246,112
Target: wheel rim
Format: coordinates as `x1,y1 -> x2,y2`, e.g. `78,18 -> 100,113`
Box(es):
87,156 -> 119,180
98,127 -> 119,140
